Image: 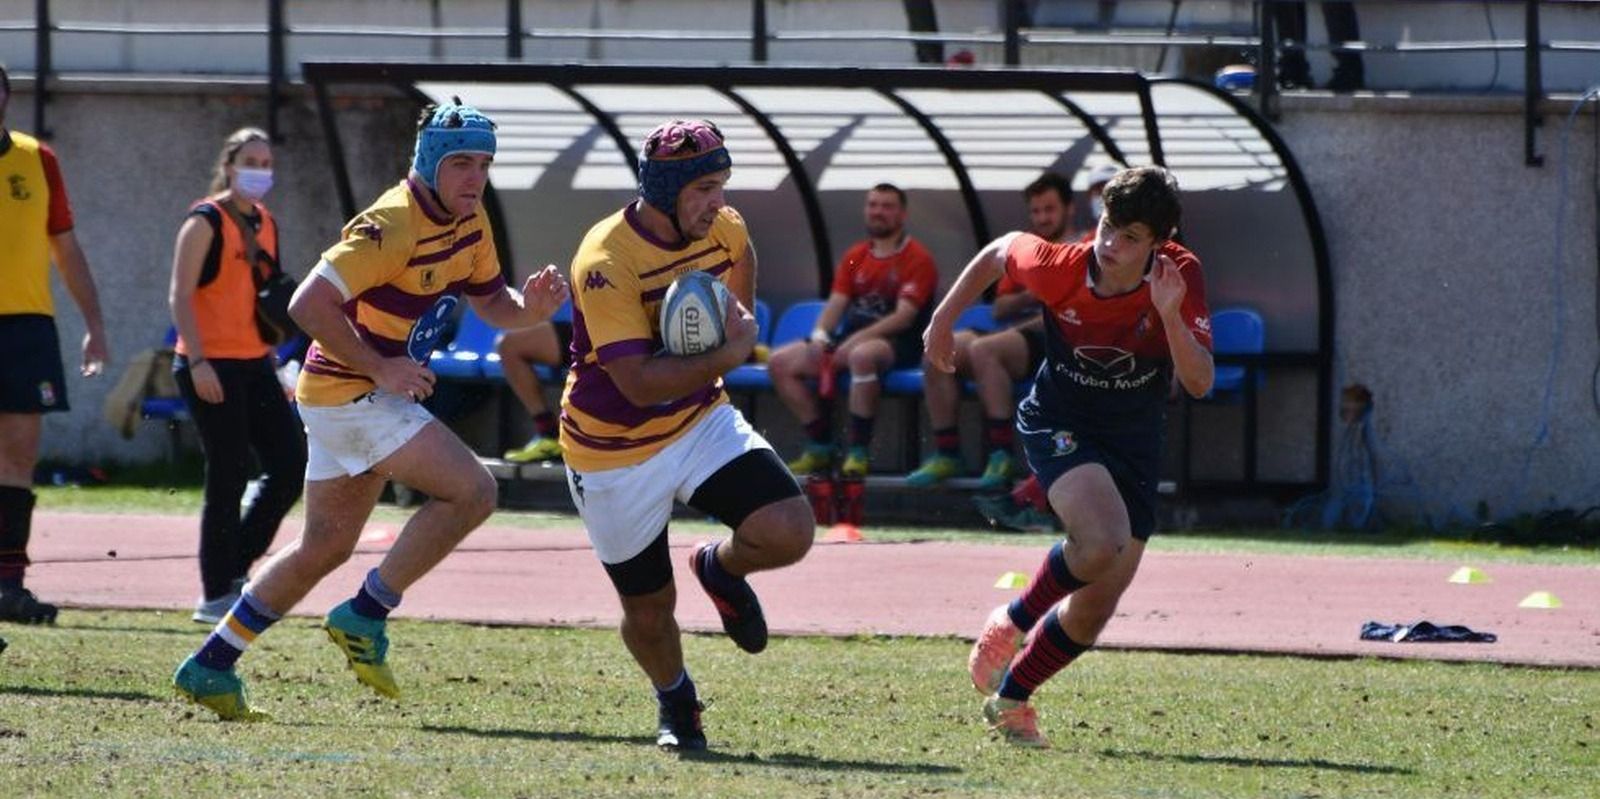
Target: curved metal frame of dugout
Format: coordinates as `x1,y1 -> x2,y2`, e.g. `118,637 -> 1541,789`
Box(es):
303,61 -> 1332,496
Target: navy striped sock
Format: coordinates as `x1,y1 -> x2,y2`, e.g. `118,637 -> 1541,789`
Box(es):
655,670 -> 697,706
997,613 -> 1091,702
350,568 -> 401,620
1006,541 -> 1088,632
697,542 -> 745,597
194,591 -> 281,671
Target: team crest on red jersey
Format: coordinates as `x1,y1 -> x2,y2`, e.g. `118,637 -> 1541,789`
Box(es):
1051,430 -> 1077,455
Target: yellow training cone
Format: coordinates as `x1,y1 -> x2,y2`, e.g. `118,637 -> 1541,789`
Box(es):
1518,591 -> 1563,609
1447,566 -> 1490,584
994,571 -> 1029,590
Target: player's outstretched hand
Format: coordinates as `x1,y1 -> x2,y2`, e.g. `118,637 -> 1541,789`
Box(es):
1150,253 -> 1186,319
521,265 -> 571,322
923,319 -> 957,373
720,296 -> 758,367
373,357 -> 437,402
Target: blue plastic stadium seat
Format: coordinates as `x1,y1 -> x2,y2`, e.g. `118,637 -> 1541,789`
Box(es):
430,307 -> 498,380
723,298 -> 776,391
883,303 -> 996,396
1209,307 -> 1265,395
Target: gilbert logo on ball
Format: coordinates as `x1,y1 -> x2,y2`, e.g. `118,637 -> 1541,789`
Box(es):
660,271 -> 731,356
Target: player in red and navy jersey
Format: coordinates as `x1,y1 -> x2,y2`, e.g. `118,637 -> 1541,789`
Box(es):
924,166 -> 1213,747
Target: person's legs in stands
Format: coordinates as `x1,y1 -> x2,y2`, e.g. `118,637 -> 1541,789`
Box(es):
1322,1 -> 1365,91
498,323 -> 566,463
908,330 -> 977,486
770,340 -> 834,475
969,327 -> 1036,489
839,337 -> 895,478
1272,1 -> 1313,89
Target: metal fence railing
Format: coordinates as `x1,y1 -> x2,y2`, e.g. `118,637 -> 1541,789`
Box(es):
2,0 -> 1582,165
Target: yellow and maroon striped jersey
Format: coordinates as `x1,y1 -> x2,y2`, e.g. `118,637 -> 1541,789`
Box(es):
558,204 -> 749,472
296,178 -> 505,407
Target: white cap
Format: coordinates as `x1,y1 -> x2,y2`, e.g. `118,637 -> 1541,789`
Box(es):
1086,163 -> 1119,189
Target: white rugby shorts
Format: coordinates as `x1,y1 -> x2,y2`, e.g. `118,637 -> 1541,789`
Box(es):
566,403 -> 771,564
301,390 -> 435,480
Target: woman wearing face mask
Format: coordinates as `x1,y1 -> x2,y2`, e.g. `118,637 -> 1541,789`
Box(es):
168,127 -> 307,624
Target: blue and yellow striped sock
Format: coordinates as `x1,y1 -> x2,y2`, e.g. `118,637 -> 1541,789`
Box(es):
350,568 -> 401,620
194,591 -> 280,671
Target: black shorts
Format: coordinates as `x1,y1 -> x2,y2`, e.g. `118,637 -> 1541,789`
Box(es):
0,314 -> 69,414
1018,407 -> 1162,540
889,331 -> 923,370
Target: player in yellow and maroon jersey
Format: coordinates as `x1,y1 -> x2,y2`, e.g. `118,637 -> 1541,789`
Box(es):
560,120 -> 813,751
173,99 -> 568,721
0,63 -> 109,626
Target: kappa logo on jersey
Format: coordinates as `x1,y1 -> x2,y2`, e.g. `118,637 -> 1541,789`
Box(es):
354,223 -> 384,247
584,271 -> 614,291
405,295 -> 459,364
8,174 -> 29,201
1195,315 -> 1211,333
1058,308 -> 1082,326
1073,345 -> 1137,379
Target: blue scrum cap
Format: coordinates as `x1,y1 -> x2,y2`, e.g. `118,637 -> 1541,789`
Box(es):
638,119 -> 732,217
411,98 -> 497,190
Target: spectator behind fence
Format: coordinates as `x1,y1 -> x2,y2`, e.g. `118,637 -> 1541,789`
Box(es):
905,171 -> 1079,489
1275,1 -> 1365,92
496,305 -> 574,463
168,127 -> 308,625
0,63 -> 110,626
770,183 -> 939,479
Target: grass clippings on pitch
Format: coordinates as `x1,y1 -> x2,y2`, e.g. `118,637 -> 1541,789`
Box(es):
1,610 -> 1595,798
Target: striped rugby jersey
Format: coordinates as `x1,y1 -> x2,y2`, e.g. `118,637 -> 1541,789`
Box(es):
558,203 -> 749,472
296,178 -> 505,406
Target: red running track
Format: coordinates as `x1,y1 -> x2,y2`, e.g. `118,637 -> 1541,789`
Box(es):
23,512 -> 1599,669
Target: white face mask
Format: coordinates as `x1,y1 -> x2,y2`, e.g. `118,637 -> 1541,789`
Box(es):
233,167 -> 274,200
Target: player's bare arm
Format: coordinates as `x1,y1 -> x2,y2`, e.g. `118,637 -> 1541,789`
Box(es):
1150,254 -> 1213,398
289,274 -> 436,400
49,230 -> 108,375
606,298 -> 756,407
469,264 -> 571,329
925,233 -> 1017,372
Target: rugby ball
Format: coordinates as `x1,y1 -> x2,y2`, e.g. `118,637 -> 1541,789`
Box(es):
660,271 -> 733,356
